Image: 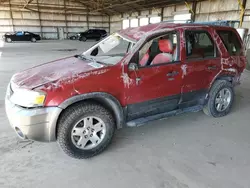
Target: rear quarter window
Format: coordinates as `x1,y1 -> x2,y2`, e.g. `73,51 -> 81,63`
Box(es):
217,30 -> 242,56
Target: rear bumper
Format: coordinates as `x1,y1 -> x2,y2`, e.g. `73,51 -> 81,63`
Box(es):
5,98 -> 62,142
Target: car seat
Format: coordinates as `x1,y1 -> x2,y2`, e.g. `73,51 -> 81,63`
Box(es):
151,39 -> 173,65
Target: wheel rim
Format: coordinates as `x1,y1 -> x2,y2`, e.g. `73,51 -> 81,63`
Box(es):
7,38 -> 11,42
71,116 -> 106,150
215,88 -> 232,112
32,38 -> 36,42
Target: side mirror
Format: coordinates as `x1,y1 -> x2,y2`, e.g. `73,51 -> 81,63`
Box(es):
128,63 -> 138,71
90,47 -> 98,56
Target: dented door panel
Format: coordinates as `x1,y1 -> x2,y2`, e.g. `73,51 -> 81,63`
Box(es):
181,28 -> 221,97
182,58 -> 221,94
125,63 -> 182,119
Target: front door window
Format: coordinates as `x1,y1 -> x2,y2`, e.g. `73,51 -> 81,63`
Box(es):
138,32 -> 180,67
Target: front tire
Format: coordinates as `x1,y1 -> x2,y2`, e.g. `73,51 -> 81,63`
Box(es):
6,38 -> 12,43
203,80 -> 234,117
57,102 -> 115,159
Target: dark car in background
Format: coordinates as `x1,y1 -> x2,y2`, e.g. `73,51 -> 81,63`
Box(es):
69,32 -> 82,40
79,29 -> 107,41
4,31 -> 41,42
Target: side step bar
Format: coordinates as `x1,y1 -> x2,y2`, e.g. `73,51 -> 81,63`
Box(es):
126,105 -> 203,127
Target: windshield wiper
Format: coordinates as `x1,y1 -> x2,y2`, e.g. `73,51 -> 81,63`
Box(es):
75,54 -> 107,65
89,56 -> 108,65
74,54 -> 88,60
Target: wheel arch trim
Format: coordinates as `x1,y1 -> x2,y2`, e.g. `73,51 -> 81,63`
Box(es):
210,72 -> 238,89
58,92 -> 125,129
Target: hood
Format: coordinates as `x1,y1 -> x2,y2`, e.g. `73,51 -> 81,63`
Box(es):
11,56 -> 108,89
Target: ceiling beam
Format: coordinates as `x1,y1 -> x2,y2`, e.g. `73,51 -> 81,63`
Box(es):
72,0 -> 111,15
23,0 -> 34,9
93,0 -> 145,12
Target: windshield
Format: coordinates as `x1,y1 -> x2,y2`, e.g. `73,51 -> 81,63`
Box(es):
83,33 -> 135,65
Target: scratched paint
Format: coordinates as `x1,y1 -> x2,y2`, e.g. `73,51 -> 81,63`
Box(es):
121,73 -> 134,88
181,64 -> 187,78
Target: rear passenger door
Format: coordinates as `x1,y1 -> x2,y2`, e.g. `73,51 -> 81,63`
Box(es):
87,30 -> 95,39
92,30 -> 101,39
181,29 -> 221,105
24,32 -> 32,41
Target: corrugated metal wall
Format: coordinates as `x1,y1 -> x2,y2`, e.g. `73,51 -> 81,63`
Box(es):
0,0 -> 109,39
110,0 -> 246,34
1,0 -> 248,38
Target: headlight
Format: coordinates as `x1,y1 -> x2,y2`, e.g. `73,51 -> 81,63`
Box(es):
10,89 -> 46,108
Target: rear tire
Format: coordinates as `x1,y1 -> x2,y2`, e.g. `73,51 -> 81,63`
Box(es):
31,37 -> 36,42
203,80 -> 234,117
80,36 -> 87,42
57,102 -> 115,159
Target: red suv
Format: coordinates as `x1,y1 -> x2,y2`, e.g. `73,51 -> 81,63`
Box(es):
5,23 -> 246,159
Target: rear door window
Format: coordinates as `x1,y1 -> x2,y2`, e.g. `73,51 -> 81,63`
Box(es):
217,30 -> 242,56
185,30 -> 217,59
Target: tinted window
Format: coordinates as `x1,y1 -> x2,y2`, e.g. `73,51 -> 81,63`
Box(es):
217,30 -> 242,56
16,31 -> 24,36
185,30 -> 216,59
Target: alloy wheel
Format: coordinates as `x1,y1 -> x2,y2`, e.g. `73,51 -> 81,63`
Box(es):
71,116 -> 106,150
215,88 -> 232,112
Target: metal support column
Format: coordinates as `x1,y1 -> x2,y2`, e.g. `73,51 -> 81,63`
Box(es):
9,0 -> 14,32
87,10 -> 89,30
161,7 -> 164,21
64,0 -> 68,39
238,0 -> 247,27
191,1 -> 197,22
37,0 -> 42,38
108,15 -> 111,34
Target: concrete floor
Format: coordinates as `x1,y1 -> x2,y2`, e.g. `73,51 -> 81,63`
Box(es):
0,40 -> 250,188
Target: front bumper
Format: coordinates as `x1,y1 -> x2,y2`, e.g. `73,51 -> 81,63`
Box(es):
5,97 -> 62,142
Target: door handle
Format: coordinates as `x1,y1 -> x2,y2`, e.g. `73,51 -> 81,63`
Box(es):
136,77 -> 141,85
167,71 -> 179,77
207,65 -> 217,70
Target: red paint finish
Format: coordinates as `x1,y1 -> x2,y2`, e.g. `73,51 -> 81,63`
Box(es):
126,63 -> 182,105
12,23 -> 246,109
12,56 -> 105,89
181,27 -> 222,93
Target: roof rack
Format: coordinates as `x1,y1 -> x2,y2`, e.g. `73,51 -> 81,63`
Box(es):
160,20 -> 240,28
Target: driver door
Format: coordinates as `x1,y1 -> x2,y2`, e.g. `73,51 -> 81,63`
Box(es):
15,31 -> 24,41
125,31 -> 182,120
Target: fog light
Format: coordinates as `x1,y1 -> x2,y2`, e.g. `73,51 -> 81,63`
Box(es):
15,127 -> 25,139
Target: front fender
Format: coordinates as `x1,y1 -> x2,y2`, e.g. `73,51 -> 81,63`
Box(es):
58,92 -> 125,129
